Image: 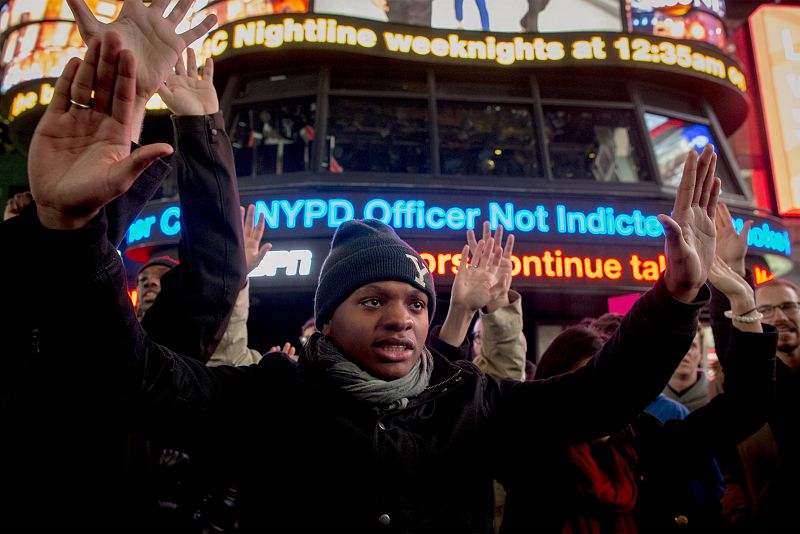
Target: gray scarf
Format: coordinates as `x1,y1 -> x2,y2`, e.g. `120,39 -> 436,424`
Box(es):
302,335 -> 433,412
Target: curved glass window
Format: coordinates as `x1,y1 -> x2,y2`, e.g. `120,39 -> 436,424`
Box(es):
325,97 -> 430,174
229,97 -> 316,177
644,112 -> 738,193
438,102 -> 540,177
544,107 -> 652,182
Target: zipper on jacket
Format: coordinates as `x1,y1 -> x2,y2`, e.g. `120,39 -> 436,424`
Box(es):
31,328 -> 40,356
423,368 -> 462,392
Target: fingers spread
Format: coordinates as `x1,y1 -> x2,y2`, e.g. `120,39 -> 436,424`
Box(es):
186,48 -> 198,78
92,32 -> 122,114
174,53 -> 187,76
110,49 -> 137,127
466,229 -> 478,252
245,203 -> 255,232
692,145 -> 715,206
503,233 -> 515,259
70,36 -> 101,116
166,0 -> 194,25
698,152 -> 717,208
66,0 -> 100,40
51,57 -> 82,112
201,57 -> 214,81
674,150 -> 698,213
706,177 -> 721,219
181,14 -> 217,46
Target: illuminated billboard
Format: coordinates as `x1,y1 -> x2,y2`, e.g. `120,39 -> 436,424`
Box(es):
626,0 -> 727,48
180,0 -> 307,33
313,0 -> 623,33
750,6 -> 800,216
122,190 -> 790,289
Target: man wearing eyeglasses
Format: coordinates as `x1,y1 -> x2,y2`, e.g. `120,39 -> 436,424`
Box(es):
710,202 -> 800,530
755,281 -> 800,371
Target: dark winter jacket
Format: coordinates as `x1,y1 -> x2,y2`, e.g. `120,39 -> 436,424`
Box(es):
501,326 -> 776,533
1,199 -> 707,531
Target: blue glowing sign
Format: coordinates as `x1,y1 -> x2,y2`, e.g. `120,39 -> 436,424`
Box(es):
124,193 -> 790,257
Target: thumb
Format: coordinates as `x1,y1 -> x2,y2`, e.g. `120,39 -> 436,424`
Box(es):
658,214 -> 684,246
257,242 -> 273,262
111,143 -> 173,194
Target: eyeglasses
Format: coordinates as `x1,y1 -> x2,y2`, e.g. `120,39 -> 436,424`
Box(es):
756,301 -> 800,318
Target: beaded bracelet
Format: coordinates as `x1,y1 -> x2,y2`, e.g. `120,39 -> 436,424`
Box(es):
724,309 -> 764,323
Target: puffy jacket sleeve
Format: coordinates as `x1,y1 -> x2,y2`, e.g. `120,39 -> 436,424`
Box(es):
473,291 -> 526,381
208,279 -> 263,367
141,112 -> 246,362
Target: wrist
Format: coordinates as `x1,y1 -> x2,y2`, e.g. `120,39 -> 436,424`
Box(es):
36,204 -> 97,230
729,297 -> 757,315
484,295 -> 510,315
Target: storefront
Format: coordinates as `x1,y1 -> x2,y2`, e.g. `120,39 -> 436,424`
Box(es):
1,0 -> 791,353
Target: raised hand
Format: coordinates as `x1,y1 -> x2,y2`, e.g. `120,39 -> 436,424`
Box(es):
29,32 -> 173,230
658,144 -> 721,303
159,48 -> 218,116
708,256 -> 760,332
467,221 -> 515,314
715,203 -> 751,277
66,0 -> 216,135
708,256 -> 754,306
270,342 -> 298,361
241,204 -> 272,274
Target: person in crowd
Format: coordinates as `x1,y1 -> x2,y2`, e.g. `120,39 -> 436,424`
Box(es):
209,204 -> 272,367
300,316 -> 316,346
499,255 -> 775,532
591,307 -> 695,423
664,328 -> 710,412
520,0 -> 550,32
709,204 -> 800,531
3,191 -> 33,221
2,24 -> 732,528
60,0 -> 244,362
463,222 -> 527,382
371,0 -> 433,26
455,0 -> 490,31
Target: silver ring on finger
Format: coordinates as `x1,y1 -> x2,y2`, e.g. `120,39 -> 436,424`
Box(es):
69,98 -> 92,109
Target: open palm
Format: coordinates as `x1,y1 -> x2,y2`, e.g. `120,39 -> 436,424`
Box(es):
159,48 -> 218,116
67,0 -> 216,103
29,34 -> 172,229
658,145 -> 720,302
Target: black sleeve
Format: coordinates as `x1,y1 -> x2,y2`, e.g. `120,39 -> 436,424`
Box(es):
1,205 -> 263,440
708,269 -> 755,367
141,112 -> 246,362
493,278 -> 708,447
104,145 -> 172,248
646,325 -> 777,473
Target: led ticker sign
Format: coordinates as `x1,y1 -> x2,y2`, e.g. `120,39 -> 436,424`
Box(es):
628,0 -> 727,48
195,15 -> 746,93
314,0 -> 623,34
124,194 -> 791,257
750,6 -> 800,217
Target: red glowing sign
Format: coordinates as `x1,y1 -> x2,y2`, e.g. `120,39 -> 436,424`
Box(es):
417,249 -> 667,285
754,265 -> 776,286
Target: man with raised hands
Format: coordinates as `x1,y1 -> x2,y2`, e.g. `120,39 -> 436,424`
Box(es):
64,0 -> 245,362
2,23 -> 726,529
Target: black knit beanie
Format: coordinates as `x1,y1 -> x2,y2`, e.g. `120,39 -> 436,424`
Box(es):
315,219 -> 436,330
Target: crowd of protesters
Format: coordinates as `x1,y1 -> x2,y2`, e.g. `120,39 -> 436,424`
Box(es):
0,0 -> 797,532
